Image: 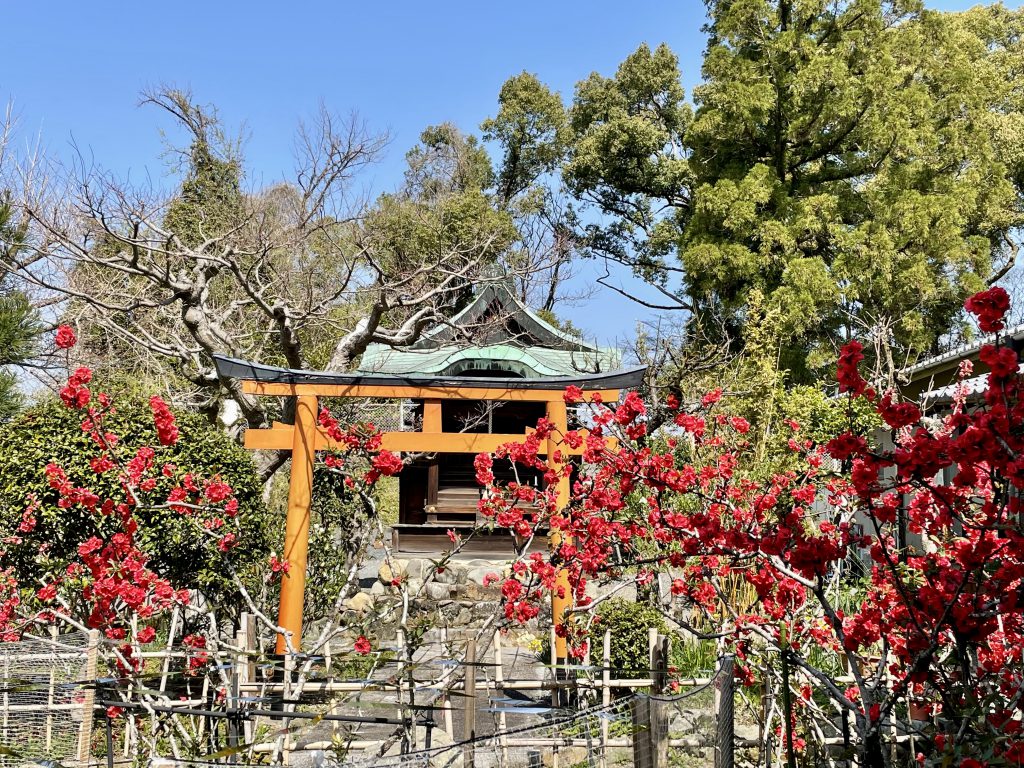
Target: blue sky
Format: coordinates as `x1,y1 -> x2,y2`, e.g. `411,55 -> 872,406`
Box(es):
2,0 -> 1015,347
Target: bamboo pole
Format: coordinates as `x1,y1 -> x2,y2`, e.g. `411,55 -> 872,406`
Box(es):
3,646 -> 9,746
600,629 -> 611,768
463,638 -> 477,768
443,694 -> 453,741
159,606 -> 180,694
236,674 -> 679,693
46,627 -> 57,752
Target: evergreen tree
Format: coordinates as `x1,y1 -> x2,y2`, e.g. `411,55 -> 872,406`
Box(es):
554,1 -> 1024,380
0,193 -> 39,420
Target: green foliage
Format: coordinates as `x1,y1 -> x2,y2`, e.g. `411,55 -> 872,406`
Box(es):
671,637 -> 719,679
403,123 -> 495,202
367,187 -> 517,273
559,3 -> 1024,379
0,395 -> 272,609
482,72 -> 569,204
363,123 -> 519,307
587,598 -> 720,682
534,308 -> 584,340
303,467 -> 377,618
162,94 -> 245,249
592,597 -> 669,679
262,460 -> 398,618
0,194 -> 41,420
721,293 -> 881,472
566,43 -> 693,283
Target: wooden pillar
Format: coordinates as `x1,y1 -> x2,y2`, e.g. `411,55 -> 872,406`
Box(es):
423,399 -> 442,432
426,463 -> 439,507
276,394 -> 319,654
546,398 -> 571,661
424,400 -> 441,507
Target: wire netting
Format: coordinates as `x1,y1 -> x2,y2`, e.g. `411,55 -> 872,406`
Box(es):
320,682 -> 721,768
0,629 -> 730,768
0,632 -> 91,767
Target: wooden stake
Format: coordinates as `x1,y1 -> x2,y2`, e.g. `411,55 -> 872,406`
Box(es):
276,395 -> 318,654
493,631 -> 509,766
631,696 -> 650,768
715,655 -> 735,768
76,630 -> 100,766
650,635 -> 670,768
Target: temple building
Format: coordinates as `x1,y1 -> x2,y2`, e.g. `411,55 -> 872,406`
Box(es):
356,282 -> 621,552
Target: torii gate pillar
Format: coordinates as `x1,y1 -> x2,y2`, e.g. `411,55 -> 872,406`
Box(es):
546,399 -> 572,661
276,395 -> 318,654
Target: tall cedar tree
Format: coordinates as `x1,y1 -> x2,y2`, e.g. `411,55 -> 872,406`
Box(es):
555,0 -> 1024,380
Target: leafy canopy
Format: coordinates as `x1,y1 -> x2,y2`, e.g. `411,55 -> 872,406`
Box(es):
524,1 -> 1024,379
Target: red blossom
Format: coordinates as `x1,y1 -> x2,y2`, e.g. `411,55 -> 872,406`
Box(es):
474,452 -> 495,485
701,389 -> 723,407
136,626 -> 156,644
60,367 -> 93,409
978,343 -> 1019,379
149,396 -> 179,446
36,582 -> 58,602
836,340 -> 867,396
203,478 -> 233,503
563,385 -> 583,404
965,286 -> 1010,333
55,325 -> 77,349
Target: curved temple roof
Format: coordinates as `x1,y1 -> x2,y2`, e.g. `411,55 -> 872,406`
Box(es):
357,283 -> 621,377
213,354 -> 647,392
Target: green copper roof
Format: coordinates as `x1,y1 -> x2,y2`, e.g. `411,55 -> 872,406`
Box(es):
357,283 -> 620,378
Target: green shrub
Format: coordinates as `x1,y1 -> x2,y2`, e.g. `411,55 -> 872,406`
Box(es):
592,598 -> 670,679
0,397 -> 273,610
590,597 -> 720,682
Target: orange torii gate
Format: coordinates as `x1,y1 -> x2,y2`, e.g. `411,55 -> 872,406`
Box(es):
214,355 -> 646,659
